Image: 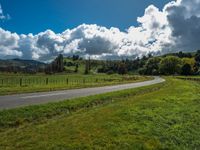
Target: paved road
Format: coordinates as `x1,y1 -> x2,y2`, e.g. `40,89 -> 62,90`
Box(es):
0,77 -> 165,110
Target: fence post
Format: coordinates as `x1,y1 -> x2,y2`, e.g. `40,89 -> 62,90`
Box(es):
83,79 -> 85,84
46,78 -> 48,85
66,78 -> 68,84
29,79 -> 31,85
20,78 -> 22,87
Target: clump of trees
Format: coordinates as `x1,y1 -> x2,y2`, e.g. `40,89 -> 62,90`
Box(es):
139,50 -> 200,75
139,57 -> 161,75
97,55 -> 152,75
117,62 -> 127,75
159,56 -> 182,75
45,54 -> 64,74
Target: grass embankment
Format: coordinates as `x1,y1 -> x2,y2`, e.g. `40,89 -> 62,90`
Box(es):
0,77 -> 200,149
0,74 -> 150,95
176,76 -> 200,80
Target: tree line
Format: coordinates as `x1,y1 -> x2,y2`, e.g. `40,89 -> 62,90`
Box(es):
1,50 -> 200,76
139,50 -> 200,75
97,51 -> 200,75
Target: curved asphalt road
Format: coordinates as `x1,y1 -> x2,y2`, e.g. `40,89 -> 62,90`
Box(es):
0,77 -> 165,110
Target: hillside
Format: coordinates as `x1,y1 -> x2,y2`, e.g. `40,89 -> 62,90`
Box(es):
0,59 -> 46,67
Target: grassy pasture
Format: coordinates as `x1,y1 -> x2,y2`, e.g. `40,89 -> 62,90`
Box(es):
0,73 -> 150,95
0,77 -> 200,149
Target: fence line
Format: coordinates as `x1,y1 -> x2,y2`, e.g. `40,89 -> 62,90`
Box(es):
0,77 -> 124,87
176,77 -> 200,82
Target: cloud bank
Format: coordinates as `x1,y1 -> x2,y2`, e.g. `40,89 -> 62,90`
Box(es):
0,0 -> 200,61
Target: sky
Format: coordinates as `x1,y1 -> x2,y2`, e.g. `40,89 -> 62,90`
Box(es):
1,0 -> 200,61
0,0 -> 171,34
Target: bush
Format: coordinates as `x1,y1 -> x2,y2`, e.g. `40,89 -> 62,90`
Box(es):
159,56 -> 182,75
144,57 -> 161,75
138,68 -> 146,75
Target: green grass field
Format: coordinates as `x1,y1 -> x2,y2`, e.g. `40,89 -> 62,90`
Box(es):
0,73 -> 150,95
0,77 -> 200,149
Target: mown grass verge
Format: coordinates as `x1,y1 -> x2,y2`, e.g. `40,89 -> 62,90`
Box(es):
0,80 -> 166,129
1,77 -> 200,149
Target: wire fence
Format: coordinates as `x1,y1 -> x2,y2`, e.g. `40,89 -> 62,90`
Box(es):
0,77 -> 125,87
176,77 -> 200,82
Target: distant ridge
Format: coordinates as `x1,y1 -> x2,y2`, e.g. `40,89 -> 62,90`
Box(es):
0,58 -> 46,67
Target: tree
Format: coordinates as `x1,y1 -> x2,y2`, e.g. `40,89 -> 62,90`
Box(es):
140,55 -> 148,67
195,50 -> 200,67
45,54 -> 64,74
138,67 -> 146,75
72,55 -> 79,61
173,51 -> 192,58
88,56 -> 91,70
118,62 -> 127,75
181,63 -> 192,75
56,54 -> 64,72
74,64 -> 79,73
84,59 -> 89,74
45,64 -> 53,74
144,57 -> 161,75
182,58 -> 196,74
159,56 -> 182,75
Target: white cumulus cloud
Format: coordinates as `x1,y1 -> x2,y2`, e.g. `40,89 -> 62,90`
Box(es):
0,28 -> 22,58
165,0 -> 200,52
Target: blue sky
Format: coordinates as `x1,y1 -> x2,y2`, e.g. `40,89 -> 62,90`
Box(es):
0,0 -> 171,34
